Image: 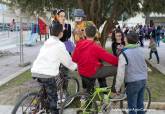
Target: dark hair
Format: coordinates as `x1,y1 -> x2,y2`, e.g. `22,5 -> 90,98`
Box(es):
50,22 -> 63,36
85,25 -> 96,38
57,9 -> 65,15
126,32 -> 139,44
111,28 -> 125,44
52,9 -> 58,15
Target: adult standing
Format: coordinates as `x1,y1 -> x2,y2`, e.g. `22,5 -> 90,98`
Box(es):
138,25 -> 144,47
51,9 -> 75,99
151,26 -> 156,42
52,9 -> 75,54
10,19 -> 16,31
156,26 -> 161,47
72,9 -> 99,44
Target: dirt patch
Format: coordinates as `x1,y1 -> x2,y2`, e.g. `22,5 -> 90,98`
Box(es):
0,80 -> 39,105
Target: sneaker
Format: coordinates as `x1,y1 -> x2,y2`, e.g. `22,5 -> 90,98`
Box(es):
57,94 -> 66,103
80,96 -> 86,106
110,93 -> 127,101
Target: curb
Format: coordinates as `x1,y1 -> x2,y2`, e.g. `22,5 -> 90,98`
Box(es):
0,66 -> 31,86
146,59 -> 165,75
150,102 -> 165,110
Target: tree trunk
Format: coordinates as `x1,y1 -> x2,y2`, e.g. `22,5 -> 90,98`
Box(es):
100,18 -> 116,47
77,0 -> 124,47
145,12 -> 150,25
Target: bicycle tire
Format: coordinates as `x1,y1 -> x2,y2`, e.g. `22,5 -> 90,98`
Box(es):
12,92 -> 40,114
58,76 -> 80,108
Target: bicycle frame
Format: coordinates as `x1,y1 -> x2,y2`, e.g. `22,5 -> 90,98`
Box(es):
81,87 -> 112,111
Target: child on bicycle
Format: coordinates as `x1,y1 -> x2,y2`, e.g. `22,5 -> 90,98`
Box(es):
115,32 -> 148,114
72,25 -> 118,94
31,22 -> 77,114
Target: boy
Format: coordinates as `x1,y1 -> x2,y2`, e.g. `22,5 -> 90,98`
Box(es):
148,37 -> 159,64
115,32 -> 148,114
72,25 -> 118,94
31,22 -> 77,114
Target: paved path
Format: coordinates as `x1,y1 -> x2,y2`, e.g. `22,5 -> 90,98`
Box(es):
0,31 -> 43,86
0,42 -> 42,86
0,31 -> 48,86
0,105 -> 164,114
142,41 -> 165,75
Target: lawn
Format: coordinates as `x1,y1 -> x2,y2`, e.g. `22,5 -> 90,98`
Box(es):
0,71 -> 32,91
147,63 -> 165,101
0,61 -> 165,105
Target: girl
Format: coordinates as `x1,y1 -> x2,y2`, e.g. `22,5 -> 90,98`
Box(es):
52,9 -> 75,54
111,29 -> 125,56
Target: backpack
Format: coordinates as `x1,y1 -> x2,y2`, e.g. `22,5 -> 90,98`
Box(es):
118,48 -> 128,65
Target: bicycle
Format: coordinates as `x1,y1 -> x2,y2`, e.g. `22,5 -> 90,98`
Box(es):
12,66 -> 80,114
60,86 -> 151,114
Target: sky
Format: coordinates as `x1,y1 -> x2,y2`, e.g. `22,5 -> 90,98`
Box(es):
0,4 -> 7,12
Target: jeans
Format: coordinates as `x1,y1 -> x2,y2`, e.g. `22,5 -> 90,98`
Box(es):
156,36 -> 160,47
81,65 -> 117,94
149,50 -> 159,63
36,77 -> 59,114
139,36 -> 144,47
126,80 -> 146,114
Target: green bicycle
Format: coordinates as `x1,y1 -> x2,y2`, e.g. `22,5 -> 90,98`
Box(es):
60,86 -> 151,114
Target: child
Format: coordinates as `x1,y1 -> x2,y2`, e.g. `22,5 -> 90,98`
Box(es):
31,22 -> 77,114
111,29 -> 125,56
72,25 -> 118,94
115,32 -> 148,114
148,37 -> 159,64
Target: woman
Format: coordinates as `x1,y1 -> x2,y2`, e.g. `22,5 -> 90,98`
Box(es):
111,29 -> 125,56
52,9 -> 75,54
52,9 -> 75,102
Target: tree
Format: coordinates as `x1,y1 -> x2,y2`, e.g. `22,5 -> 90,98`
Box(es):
142,0 -> 165,25
1,0 -> 165,46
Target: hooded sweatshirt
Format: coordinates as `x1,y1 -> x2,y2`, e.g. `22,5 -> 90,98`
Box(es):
31,36 -> 77,78
72,39 -> 118,77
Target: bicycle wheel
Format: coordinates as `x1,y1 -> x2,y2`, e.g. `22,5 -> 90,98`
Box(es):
60,92 -> 98,114
66,77 -> 80,96
58,76 -> 80,108
120,86 -> 151,114
12,92 -> 43,114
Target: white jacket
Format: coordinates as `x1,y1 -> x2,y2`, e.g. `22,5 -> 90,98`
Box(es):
31,36 -> 77,78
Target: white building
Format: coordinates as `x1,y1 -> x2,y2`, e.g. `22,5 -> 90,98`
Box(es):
119,13 -> 165,27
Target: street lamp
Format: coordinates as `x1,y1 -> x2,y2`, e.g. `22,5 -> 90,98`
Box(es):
15,9 -> 31,67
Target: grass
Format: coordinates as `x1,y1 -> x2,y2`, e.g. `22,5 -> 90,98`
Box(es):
0,70 -> 32,91
147,64 -> 165,101
0,58 -> 165,103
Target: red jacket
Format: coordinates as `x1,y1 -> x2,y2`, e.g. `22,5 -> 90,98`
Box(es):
72,39 -> 118,77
